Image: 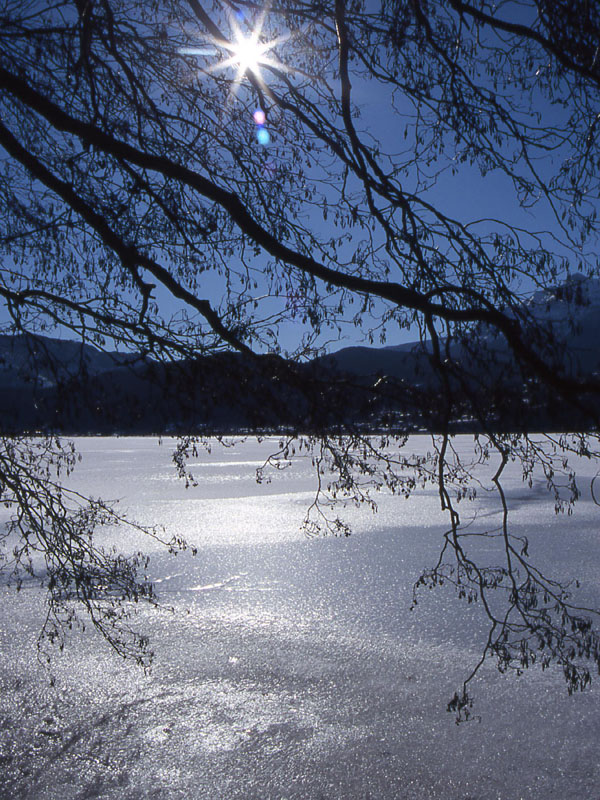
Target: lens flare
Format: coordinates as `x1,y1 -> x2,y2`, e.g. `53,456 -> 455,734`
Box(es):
256,127 -> 270,145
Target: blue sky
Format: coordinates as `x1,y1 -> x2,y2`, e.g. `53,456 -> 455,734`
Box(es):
0,0 -> 591,358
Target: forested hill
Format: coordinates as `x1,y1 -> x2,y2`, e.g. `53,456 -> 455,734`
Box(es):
1,275 -> 599,435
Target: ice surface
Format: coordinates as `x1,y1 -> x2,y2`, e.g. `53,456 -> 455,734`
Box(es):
1,436 -> 600,799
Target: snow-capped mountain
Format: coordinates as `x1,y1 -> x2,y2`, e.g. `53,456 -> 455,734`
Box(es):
322,273 -> 600,383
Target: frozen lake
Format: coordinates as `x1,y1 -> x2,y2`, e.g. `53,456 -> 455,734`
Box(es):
1,435 -> 600,799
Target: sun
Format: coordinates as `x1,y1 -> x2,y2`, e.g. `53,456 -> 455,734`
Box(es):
179,9 -> 294,95
225,31 -> 269,77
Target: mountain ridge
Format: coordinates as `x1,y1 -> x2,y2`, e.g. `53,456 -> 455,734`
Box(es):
2,275 -> 599,434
